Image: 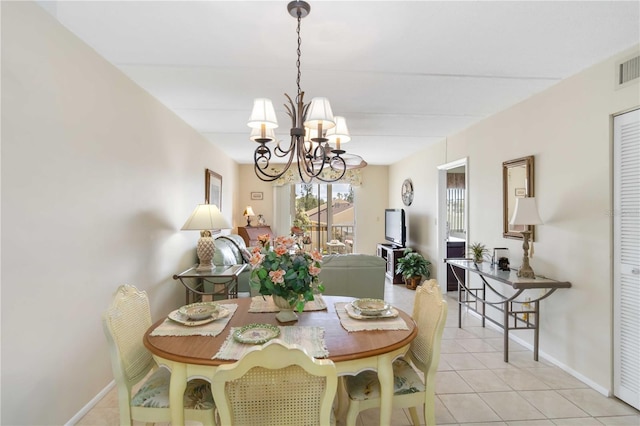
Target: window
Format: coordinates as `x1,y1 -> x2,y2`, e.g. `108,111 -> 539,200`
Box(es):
447,171 -> 466,239
292,183 -> 355,254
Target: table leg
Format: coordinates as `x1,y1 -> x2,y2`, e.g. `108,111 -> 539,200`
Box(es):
503,300 -> 509,362
534,300 -> 540,361
169,363 -> 187,425
377,353 -> 394,425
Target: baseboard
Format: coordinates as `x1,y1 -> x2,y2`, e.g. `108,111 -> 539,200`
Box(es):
65,380 -> 115,425
464,308 -> 611,397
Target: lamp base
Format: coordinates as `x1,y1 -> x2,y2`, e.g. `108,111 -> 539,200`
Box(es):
517,266 -> 536,279
195,231 -> 216,271
517,230 -> 536,279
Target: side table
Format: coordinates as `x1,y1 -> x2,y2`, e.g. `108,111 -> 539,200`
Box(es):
444,258 -> 570,362
173,264 -> 247,304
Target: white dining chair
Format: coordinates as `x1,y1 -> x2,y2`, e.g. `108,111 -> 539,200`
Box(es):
102,284 -> 216,425
212,339 -> 338,426
344,279 -> 448,426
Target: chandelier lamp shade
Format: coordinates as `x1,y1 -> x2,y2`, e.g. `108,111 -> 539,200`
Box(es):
509,197 -> 543,279
247,1 -> 366,182
181,204 -> 231,271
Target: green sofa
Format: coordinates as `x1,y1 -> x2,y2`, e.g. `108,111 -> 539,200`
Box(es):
212,236 -> 387,299
318,254 -> 386,299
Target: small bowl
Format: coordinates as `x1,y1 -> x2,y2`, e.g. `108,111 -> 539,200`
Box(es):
351,298 -> 390,316
179,302 -> 219,320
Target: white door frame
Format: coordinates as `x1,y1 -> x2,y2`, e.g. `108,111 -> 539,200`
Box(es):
437,158 -> 469,290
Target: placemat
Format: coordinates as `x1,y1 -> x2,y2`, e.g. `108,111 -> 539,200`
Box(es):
248,294 -> 327,312
213,326 -> 328,360
150,303 -> 238,337
335,302 -> 409,332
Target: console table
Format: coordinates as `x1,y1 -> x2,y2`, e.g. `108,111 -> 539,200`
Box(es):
445,258 -> 571,362
173,264 -> 247,304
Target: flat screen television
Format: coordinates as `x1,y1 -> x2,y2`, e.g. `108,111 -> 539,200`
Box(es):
384,209 -> 406,248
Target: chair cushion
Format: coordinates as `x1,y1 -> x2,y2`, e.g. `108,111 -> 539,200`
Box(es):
131,367 -> 214,410
345,358 -> 425,401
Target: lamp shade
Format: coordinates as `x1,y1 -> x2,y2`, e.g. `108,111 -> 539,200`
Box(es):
326,116 -> 351,143
510,197 -> 543,225
247,98 -> 279,129
243,206 -> 255,217
304,97 -> 335,130
181,204 -> 231,231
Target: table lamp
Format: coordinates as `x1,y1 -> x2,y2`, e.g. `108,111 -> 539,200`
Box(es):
509,197 -> 543,279
243,206 -> 255,227
181,204 -> 231,271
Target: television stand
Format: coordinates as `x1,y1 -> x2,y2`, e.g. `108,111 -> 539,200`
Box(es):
376,243 -> 406,284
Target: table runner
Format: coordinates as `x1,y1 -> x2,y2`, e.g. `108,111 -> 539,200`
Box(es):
150,303 -> 238,337
214,326 -> 328,360
335,302 -> 409,332
248,294 -> 327,312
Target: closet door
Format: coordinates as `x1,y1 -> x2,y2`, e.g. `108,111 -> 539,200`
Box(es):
613,108 -> 640,410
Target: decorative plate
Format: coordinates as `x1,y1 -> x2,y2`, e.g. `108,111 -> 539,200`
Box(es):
233,323 -> 280,345
168,305 -> 230,327
345,303 -> 399,320
351,298 -> 391,316
178,302 -> 219,320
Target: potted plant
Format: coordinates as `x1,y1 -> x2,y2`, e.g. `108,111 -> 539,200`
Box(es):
468,242 -> 489,263
395,248 -> 431,290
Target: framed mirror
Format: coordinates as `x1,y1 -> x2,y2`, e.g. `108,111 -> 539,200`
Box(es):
503,155 -> 534,239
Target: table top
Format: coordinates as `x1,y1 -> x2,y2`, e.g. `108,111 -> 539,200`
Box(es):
445,259 -> 571,289
144,295 -> 417,366
173,264 -> 247,279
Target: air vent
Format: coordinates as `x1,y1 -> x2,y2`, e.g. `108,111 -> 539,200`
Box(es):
617,55 -> 640,88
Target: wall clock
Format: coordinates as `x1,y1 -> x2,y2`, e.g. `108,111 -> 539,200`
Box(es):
401,179 -> 414,206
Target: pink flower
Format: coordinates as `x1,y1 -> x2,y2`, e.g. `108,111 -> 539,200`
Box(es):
249,253 -> 264,267
274,245 -> 288,256
252,246 -> 262,254
308,265 -> 321,276
310,249 -> 323,262
269,269 -> 285,284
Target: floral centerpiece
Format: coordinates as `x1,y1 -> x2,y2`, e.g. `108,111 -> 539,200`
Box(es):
249,235 -> 324,314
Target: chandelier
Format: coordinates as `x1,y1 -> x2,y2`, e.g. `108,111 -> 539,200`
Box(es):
247,1 -> 367,183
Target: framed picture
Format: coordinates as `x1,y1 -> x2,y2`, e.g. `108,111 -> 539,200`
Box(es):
514,187 -> 526,197
205,169 -> 222,208
250,191 -> 264,200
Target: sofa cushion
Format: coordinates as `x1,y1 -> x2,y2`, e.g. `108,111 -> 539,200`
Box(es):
321,254 -> 386,269
318,254 -> 386,299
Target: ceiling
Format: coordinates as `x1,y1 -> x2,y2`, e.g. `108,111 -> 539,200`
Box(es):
38,1 -> 639,166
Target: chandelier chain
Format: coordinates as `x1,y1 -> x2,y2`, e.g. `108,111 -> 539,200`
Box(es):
296,13 -> 302,101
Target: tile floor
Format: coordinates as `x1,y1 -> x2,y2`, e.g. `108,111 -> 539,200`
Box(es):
79,281 -> 640,426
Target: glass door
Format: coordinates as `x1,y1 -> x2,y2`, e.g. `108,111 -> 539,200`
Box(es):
293,183 -> 355,254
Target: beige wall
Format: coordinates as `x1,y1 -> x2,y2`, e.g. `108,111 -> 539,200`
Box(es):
1,3 -> 239,424
390,45 -> 640,393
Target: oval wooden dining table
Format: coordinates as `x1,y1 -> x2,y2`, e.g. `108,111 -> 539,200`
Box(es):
144,295 -> 417,425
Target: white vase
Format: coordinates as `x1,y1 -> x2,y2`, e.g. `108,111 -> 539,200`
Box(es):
272,295 -> 298,323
